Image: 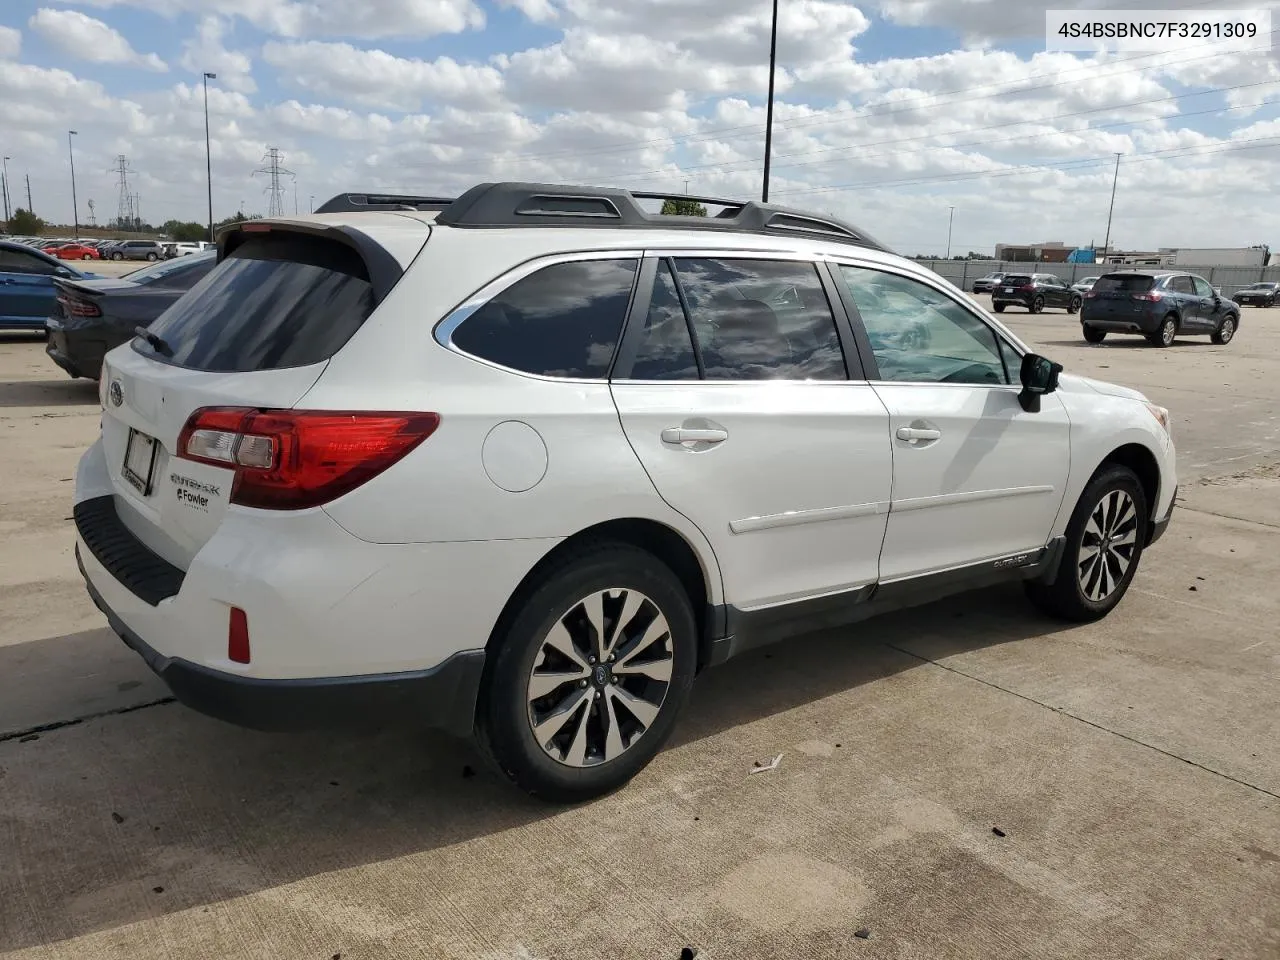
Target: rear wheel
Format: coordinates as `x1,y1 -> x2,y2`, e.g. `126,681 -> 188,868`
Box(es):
1211,314 -> 1237,345
81,253 -> 92,261
1146,315 -> 1177,347
477,542 -> 697,802
146,252 -> 158,261
993,303 -> 1005,313
1030,295 -> 1045,314
1082,325 -> 1106,344
1068,296 -> 1082,314
1026,464 -> 1148,623
111,252 -> 123,261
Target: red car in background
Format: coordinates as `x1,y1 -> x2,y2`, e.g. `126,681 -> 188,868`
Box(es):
44,242 -> 101,261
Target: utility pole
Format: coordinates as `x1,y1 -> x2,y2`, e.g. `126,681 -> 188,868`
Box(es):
68,131 -> 80,239
253,147 -> 295,217
25,173 -> 33,213
2,156 -> 10,222
309,194 -> 315,214
945,205 -> 955,260
1102,152 -> 1121,257
203,72 -> 217,242
761,0 -> 779,203
293,177 -> 298,215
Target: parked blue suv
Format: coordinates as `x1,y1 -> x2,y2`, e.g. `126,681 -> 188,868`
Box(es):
1080,270 -> 1241,348
1,239 -> 99,333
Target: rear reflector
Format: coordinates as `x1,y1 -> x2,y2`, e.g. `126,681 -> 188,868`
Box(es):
178,408 -> 441,510
228,606 -> 251,664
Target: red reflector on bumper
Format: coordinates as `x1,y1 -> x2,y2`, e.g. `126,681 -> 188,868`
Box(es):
229,607 -> 251,663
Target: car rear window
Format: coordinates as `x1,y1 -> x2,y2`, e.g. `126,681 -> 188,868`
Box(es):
1093,274 -> 1155,293
1001,275 -> 1032,285
135,233 -> 377,372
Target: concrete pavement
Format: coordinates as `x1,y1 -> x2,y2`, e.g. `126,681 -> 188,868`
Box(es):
1,309 -> 1278,959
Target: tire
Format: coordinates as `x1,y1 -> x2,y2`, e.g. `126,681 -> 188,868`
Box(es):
1146,315 -> 1177,347
476,542 -> 698,802
1030,296 -> 1044,314
1211,314 -> 1237,345
146,252 -> 158,261
1026,464 -> 1149,623
1067,296 -> 1082,314
1082,325 -> 1106,344
993,303 -> 1005,313
111,252 -> 123,261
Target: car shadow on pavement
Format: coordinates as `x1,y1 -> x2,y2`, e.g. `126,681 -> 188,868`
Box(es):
0,377 -> 99,408
1036,339 -> 1199,350
0,584 -> 1067,953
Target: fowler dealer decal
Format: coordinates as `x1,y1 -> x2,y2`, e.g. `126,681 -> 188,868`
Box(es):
170,472 -> 222,511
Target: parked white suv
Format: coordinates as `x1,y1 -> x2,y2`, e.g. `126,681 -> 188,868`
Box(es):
74,183 -> 1176,801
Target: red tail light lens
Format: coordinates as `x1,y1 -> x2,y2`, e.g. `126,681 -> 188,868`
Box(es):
58,296 -> 102,318
178,408 -> 440,510
1132,292 -> 1163,302
1019,284 -> 1035,291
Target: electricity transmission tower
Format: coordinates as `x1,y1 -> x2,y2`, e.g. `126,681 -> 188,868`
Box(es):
252,147 -> 295,217
111,155 -> 133,229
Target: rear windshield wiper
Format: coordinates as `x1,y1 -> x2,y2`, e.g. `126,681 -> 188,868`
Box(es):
134,326 -> 173,356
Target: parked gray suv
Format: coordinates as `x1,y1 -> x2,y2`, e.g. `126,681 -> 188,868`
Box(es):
109,240 -> 164,262
1080,271 -> 1241,347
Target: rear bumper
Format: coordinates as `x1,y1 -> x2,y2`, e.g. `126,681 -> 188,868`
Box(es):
77,546 -> 484,736
46,319 -> 118,380
1080,312 -> 1160,334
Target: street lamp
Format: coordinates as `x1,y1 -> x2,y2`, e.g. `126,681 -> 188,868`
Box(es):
1102,152 -> 1121,258
946,205 -> 955,260
309,194 -> 315,214
2,156 -> 11,223
761,0 -> 779,203
67,131 -> 79,239
203,72 -> 217,243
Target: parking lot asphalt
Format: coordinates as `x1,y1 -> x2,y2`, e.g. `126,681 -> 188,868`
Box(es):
1,306 -> 1278,960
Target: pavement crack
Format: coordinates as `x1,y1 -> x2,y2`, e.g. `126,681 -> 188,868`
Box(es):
1176,505 -> 1280,529
0,696 -> 176,744
884,642 -> 1280,803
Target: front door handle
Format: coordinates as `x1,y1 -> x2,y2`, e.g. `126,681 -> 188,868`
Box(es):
661,427 -> 728,446
897,426 -> 942,442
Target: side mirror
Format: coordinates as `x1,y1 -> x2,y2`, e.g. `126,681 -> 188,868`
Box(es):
1018,353 -> 1062,413
54,267 -> 72,278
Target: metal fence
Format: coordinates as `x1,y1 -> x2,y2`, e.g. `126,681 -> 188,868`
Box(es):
920,260 -> 1280,297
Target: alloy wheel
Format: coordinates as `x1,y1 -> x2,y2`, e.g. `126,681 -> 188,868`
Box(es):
1161,320 -> 1176,345
526,588 -> 674,768
1077,489 -> 1139,602
1219,318 -> 1235,343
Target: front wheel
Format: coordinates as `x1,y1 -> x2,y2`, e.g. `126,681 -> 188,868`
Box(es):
477,542 -> 698,802
1211,315 -> 1237,345
1082,325 -> 1106,344
82,254 -> 93,260
1026,465 -> 1149,623
111,252 -> 123,261
1067,296 -> 1082,314
993,303 -> 1005,313
1030,296 -> 1045,314
146,252 -> 158,261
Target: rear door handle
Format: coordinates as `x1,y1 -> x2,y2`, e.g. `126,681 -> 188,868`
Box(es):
897,426 -> 941,442
662,427 -> 728,446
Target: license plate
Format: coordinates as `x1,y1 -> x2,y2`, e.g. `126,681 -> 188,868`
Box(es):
1003,287 -> 1014,293
122,428 -> 159,496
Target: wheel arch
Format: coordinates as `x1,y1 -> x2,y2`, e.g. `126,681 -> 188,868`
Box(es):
483,517 -> 723,670
1097,442 -> 1161,519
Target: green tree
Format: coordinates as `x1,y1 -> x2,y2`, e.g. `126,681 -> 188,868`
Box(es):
160,220 -> 212,242
8,208 -> 44,235
660,198 -> 708,217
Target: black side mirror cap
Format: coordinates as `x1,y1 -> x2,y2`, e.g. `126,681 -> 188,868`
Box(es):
1018,353 -> 1063,413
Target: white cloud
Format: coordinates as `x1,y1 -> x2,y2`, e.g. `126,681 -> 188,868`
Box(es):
0,26 -> 20,59
497,0 -> 559,21
52,0 -> 486,40
261,41 -> 504,111
28,9 -> 167,72
179,17 -> 256,93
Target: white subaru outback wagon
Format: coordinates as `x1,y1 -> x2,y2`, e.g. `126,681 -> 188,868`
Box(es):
75,183 -> 1176,801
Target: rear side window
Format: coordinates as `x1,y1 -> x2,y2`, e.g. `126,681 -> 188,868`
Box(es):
1169,276 -> 1195,295
630,261 -> 700,380
671,258 -> 846,380
1094,274 -> 1154,293
452,259 -> 638,379
137,234 -> 376,372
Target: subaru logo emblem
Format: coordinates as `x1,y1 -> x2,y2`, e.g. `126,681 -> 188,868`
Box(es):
109,380 -> 123,408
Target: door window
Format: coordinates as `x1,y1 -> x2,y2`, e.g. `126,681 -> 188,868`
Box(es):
629,261 -> 700,380
452,258 -> 639,379
0,248 -> 56,275
1169,276 -> 1195,295
670,258 -> 846,380
838,264 -> 1010,386
1191,277 -> 1214,297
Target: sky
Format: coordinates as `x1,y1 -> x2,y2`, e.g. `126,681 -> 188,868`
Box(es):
0,0 -> 1278,255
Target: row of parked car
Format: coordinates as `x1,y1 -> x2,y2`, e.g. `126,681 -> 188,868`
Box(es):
973,270 -> 1279,307
0,237 -> 216,379
2,236 -> 213,261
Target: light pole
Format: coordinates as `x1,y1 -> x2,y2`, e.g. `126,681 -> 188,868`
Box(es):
309,194 -> 315,214
2,156 -> 10,222
67,131 -> 79,239
203,72 -> 217,242
945,205 -> 955,260
1102,152 -> 1121,258
761,0 -> 779,203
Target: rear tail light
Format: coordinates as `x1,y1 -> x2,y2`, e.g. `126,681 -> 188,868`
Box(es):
1133,292 -> 1163,302
228,606 -> 251,664
57,295 -> 101,318
1084,291 -> 1097,298
1019,284 -> 1035,291
178,408 -> 441,510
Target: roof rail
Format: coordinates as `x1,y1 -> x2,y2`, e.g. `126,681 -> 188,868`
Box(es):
433,182 -> 890,252
314,192 -> 455,214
